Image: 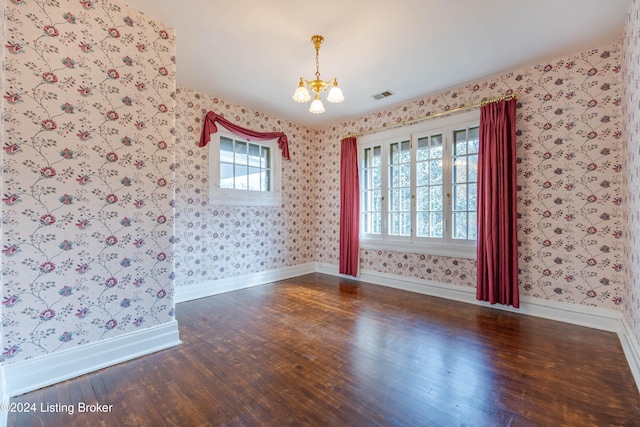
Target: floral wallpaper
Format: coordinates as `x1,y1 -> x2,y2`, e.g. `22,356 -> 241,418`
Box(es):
1,0 -> 176,364
315,42 -> 625,311
172,87 -> 316,287
623,0 -> 640,352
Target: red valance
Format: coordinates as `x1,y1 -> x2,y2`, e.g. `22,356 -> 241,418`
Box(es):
199,111 -> 290,160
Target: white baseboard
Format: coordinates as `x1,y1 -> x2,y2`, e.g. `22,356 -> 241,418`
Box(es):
317,262 -> 640,393
175,262 -> 316,303
3,321 -> 181,398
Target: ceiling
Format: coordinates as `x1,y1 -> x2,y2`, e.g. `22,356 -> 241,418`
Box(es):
121,0 -> 630,129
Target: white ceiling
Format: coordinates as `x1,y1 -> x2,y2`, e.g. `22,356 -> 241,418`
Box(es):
121,0 -> 630,129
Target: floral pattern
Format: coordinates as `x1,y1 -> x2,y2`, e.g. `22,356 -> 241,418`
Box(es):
2,0 -> 176,364
315,43 -> 624,310
173,87 -> 316,287
623,0 -> 640,355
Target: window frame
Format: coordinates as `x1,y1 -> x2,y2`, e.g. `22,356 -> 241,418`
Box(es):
208,127 -> 282,207
358,109 -> 479,259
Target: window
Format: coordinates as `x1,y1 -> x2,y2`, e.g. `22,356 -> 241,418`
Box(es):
208,129 -> 282,206
359,110 -> 479,258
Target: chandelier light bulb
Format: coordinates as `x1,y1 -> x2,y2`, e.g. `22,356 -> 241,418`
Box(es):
309,94 -> 325,114
327,81 -> 344,103
292,78 -> 311,103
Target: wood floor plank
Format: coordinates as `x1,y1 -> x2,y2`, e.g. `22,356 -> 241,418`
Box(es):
7,273 -> 640,426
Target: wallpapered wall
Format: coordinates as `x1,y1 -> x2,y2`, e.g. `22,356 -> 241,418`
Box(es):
315,43 -> 625,310
1,0 -> 176,364
172,87 -> 316,287
623,0 -> 640,358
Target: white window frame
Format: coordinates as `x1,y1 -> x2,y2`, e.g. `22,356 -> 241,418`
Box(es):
358,109 -> 479,259
208,126 -> 282,207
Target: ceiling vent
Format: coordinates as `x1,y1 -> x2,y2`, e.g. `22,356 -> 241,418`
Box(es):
372,90 -> 394,100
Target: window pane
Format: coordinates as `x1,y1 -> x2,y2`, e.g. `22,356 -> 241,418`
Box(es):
468,183 -> 477,210
261,146 -> 270,169
390,143 -> 399,164
373,167 -> 381,188
248,144 -> 261,167
431,212 -> 443,238
468,127 -> 479,153
431,135 -> 443,158
453,212 -> 467,239
220,137 -> 234,163
372,146 -> 381,166
248,167 -> 260,191
261,170 -> 271,191
417,187 -> 429,211
430,160 -> 442,185
454,130 -> 467,155
373,212 -> 382,234
389,166 -> 398,187
389,189 -> 399,211
235,141 -> 248,165
400,140 -> 411,163
417,161 -> 429,186
401,188 -> 411,211
400,212 -> 411,236
220,162 -> 234,189
469,212 -> 477,240
430,186 -> 442,211
234,164 -> 248,189
400,164 -> 410,187
468,154 -> 478,182
389,212 -> 400,235
454,184 -> 467,210
417,137 -> 429,161
454,158 -> 467,183
417,212 -> 429,237
364,147 -> 371,166
373,190 -> 382,211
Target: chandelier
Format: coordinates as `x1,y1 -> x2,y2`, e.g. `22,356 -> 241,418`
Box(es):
292,35 -> 344,114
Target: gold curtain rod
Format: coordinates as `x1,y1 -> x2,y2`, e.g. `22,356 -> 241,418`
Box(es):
342,93 -> 517,139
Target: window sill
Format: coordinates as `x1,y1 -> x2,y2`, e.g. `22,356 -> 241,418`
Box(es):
359,239 -> 476,259
209,190 -> 282,207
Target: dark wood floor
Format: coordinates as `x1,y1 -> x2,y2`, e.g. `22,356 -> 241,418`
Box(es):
8,273 -> 640,426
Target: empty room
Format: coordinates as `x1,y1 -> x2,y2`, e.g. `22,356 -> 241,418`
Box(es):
2,0 -> 640,425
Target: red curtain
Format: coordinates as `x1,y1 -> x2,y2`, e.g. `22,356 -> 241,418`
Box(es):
199,111 -> 290,160
339,136 -> 360,276
476,98 -> 519,308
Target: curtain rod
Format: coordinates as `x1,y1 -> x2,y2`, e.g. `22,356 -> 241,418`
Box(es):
342,93 -> 518,139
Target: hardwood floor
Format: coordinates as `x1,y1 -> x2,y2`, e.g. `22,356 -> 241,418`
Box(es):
8,273 -> 640,426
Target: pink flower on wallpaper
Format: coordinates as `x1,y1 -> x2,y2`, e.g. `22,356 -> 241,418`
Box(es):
105,277 -> 118,288
2,245 -> 19,256
3,295 -> 19,307
40,214 -> 56,225
105,236 -> 118,246
4,92 -> 21,104
105,152 -> 119,162
3,194 -> 19,205
40,166 -> 56,178
159,30 -> 170,39
106,110 -> 119,121
3,143 -> 19,154
5,41 -> 22,54
41,119 -> 57,130
77,86 -> 91,96
105,194 -> 118,204
104,319 -> 118,330
75,219 -> 89,229
107,27 -> 120,38
39,262 -> 55,273
136,43 -> 146,52
43,25 -> 59,37
39,309 -> 55,320
79,42 -> 92,52
41,72 -> 58,83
